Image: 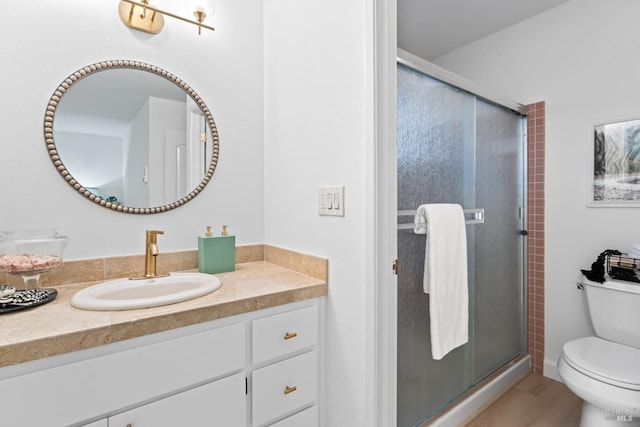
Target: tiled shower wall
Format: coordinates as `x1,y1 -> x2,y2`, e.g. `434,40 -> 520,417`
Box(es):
527,101 -> 545,374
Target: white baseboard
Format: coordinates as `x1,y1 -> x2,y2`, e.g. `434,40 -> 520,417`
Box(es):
544,356 -> 562,382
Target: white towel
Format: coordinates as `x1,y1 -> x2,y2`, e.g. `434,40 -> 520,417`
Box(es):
414,203 -> 469,360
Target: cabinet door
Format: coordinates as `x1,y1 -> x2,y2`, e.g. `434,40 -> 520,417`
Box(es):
109,373 -> 245,427
81,420 -> 108,427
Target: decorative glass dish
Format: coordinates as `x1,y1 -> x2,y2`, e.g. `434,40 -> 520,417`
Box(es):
0,229 -> 69,290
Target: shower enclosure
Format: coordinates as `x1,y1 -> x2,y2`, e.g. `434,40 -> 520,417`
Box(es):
396,62 -> 527,426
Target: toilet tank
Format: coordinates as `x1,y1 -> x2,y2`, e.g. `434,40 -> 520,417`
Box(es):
582,277 -> 640,349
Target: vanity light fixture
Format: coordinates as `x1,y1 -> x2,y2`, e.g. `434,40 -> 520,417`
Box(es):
118,0 -> 214,35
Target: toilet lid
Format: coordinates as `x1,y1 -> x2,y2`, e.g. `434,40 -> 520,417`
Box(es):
562,337 -> 640,390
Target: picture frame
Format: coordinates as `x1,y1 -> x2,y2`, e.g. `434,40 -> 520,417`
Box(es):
588,114 -> 640,207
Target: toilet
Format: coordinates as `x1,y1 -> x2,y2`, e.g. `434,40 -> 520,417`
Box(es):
558,277 -> 640,426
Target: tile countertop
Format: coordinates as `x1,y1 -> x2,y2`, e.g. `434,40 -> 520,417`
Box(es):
0,260 -> 327,369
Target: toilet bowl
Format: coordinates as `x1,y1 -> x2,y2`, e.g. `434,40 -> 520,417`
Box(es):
558,337 -> 640,426
558,277 -> 640,426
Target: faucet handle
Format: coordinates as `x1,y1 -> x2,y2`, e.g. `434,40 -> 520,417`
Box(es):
146,230 -> 164,244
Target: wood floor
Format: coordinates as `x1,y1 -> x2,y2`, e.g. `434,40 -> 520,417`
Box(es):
461,372 -> 583,427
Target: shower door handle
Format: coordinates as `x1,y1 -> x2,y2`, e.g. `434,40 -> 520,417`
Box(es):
465,209 -> 484,224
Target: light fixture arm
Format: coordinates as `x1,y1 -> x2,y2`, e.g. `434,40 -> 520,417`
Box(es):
193,8 -> 207,36
119,0 -> 215,34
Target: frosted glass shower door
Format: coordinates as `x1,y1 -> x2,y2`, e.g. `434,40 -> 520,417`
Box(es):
473,101 -> 525,382
397,64 -> 476,426
396,63 -> 525,427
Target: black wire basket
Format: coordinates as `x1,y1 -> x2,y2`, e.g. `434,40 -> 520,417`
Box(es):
606,253 -> 640,283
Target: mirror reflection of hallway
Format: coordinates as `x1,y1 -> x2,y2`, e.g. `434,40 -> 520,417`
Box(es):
46,61 -> 219,213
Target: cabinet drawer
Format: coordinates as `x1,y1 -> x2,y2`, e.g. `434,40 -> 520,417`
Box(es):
109,372 -> 246,427
268,405 -> 318,427
252,304 -> 318,364
252,351 -> 318,426
0,322 -> 245,427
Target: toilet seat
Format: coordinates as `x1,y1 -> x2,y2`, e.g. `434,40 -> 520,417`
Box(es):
562,336 -> 640,390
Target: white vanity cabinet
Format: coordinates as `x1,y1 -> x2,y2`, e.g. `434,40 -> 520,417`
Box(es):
268,406 -> 319,427
81,420 -> 108,427
251,304 -> 320,426
0,298 -> 321,427
108,372 -> 246,427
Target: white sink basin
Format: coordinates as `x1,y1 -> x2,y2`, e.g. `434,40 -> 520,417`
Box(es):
71,272 -> 222,311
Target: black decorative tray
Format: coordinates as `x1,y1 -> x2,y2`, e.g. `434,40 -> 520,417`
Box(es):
0,288 -> 57,314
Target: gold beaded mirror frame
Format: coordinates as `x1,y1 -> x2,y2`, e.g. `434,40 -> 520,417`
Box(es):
44,60 -> 219,214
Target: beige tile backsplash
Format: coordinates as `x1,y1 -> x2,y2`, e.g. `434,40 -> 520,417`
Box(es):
1,244 -> 327,289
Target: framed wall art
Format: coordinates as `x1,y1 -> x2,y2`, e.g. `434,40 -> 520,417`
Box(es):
588,115 -> 640,207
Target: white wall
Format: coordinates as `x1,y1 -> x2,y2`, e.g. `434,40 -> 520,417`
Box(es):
263,0 -> 375,424
433,0 -> 640,380
0,0 -> 264,258
147,97 -> 186,206
54,131 -> 125,201
1,0 -> 380,425
126,99 -> 151,207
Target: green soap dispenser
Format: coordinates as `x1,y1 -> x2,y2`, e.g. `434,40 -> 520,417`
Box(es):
198,225 -> 236,274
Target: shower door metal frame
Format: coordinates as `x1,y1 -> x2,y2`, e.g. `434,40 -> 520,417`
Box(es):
397,49 -> 528,115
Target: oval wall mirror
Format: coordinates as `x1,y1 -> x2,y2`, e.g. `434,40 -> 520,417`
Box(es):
44,60 -> 219,214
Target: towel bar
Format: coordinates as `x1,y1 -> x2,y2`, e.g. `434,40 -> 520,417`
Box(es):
397,208 -> 484,230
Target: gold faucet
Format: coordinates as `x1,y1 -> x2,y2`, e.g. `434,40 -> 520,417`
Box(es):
130,230 -> 169,280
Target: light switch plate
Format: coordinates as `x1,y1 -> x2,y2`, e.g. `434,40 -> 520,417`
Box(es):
319,186 -> 344,216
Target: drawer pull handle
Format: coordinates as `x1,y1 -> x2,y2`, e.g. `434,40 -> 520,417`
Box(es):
284,385 -> 297,395
284,332 -> 298,340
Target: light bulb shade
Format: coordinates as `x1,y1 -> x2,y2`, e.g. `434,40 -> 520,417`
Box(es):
186,0 -> 214,18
